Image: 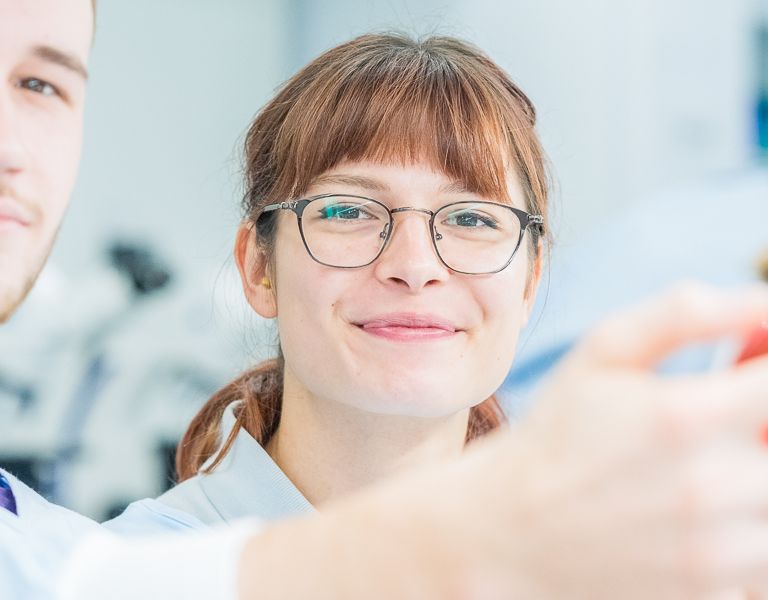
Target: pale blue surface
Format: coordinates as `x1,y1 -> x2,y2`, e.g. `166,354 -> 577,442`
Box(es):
502,169 -> 768,415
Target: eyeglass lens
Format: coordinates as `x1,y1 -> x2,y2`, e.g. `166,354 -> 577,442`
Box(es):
299,195 -> 523,273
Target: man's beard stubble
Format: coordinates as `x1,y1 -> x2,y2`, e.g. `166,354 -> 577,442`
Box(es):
0,182 -> 55,324
0,244 -> 52,324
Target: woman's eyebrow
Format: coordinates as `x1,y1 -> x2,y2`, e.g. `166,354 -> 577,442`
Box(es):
311,174 -> 389,192
312,174 -> 473,194
439,180 -> 472,194
31,45 -> 89,80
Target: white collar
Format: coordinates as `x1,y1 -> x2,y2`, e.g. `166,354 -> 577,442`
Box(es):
161,402 -> 313,525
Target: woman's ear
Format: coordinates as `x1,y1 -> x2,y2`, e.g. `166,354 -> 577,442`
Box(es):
521,240 -> 544,327
235,222 -> 277,319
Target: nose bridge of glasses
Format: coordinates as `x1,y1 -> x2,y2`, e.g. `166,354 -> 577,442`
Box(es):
390,206 -> 435,218
378,206 -> 444,267
382,206 -> 437,242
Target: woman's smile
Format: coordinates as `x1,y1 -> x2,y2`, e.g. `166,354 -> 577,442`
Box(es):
352,312 -> 463,342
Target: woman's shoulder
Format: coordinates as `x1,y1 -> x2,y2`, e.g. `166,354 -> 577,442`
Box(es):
103,484 -> 210,535
105,401 -> 313,535
153,474 -> 232,526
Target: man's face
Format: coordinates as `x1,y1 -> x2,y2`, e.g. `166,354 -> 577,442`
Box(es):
0,0 -> 93,322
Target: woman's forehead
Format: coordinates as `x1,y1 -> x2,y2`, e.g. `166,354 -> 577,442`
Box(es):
306,159 -> 525,204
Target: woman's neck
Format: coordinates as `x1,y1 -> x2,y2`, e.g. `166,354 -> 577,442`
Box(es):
265,384 -> 470,508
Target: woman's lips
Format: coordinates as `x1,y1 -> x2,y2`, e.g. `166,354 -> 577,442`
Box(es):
355,313 -> 460,342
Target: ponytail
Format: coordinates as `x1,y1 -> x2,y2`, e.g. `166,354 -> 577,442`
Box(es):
467,395 -> 506,443
175,358 -> 283,482
175,359 -> 505,482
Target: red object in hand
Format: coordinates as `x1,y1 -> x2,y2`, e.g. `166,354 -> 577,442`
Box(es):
735,325 -> 768,364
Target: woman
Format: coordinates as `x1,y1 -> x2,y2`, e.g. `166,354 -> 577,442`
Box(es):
104,35 -> 768,600
107,31 -> 549,530
103,32 -> 768,598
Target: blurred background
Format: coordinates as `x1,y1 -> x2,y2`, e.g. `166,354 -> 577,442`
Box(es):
1,0 -> 766,520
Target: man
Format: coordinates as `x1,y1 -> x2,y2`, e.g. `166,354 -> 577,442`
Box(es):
3,2 -> 768,599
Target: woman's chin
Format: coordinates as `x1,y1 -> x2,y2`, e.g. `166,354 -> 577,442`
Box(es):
340,382 -> 477,419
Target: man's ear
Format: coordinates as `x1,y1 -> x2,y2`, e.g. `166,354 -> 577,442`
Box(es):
235,222 -> 277,319
521,240 -> 544,328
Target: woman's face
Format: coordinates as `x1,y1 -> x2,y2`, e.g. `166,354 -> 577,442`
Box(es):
268,160 -> 540,418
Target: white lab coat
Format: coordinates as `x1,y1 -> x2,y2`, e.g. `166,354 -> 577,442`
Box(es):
106,402 -> 314,536
0,468 -> 256,599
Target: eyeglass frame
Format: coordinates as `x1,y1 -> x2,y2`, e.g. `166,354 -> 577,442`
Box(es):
257,193 -> 545,275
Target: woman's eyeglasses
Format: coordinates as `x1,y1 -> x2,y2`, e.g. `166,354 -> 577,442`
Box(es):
258,194 -> 544,275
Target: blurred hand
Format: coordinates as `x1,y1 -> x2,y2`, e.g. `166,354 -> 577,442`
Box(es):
239,283 -> 768,600
458,282 -> 768,599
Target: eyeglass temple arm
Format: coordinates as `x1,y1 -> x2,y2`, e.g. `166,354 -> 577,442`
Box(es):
261,201 -> 300,213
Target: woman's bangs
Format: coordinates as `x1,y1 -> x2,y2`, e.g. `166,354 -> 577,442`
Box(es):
351,92 -> 513,202
283,64 -> 518,204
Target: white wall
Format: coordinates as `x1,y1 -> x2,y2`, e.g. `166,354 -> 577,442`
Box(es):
292,0 -> 760,249
51,0 -> 764,273
52,0 -> 290,278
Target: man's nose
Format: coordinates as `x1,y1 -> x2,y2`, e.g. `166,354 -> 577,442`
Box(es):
0,89 -> 27,173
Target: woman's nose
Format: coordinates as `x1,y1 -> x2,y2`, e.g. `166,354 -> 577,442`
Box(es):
373,211 -> 450,292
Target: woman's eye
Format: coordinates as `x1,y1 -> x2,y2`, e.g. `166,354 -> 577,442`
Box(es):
446,212 -> 498,229
320,205 -> 371,220
19,78 -> 59,97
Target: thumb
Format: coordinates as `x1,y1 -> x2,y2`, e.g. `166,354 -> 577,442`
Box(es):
575,282 -> 768,370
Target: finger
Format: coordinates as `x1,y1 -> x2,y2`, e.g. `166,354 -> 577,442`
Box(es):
641,521 -> 768,597
722,355 -> 768,438
655,356 -> 768,443
709,522 -> 768,591
677,441 -> 768,517
708,589 -> 768,600
706,590 -> 750,600
607,439 -> 768,529
576,282 -> 768,370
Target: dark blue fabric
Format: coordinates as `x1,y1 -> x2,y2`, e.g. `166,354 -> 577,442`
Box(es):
0,474 -> 18,515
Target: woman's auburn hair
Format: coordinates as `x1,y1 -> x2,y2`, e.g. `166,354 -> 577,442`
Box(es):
176,32 -> 551,482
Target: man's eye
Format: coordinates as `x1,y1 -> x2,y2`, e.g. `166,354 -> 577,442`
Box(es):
19,78 -> 59,97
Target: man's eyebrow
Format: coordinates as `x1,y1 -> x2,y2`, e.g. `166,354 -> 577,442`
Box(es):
311,174 -> 390,193
32,45 -> 89,80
